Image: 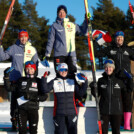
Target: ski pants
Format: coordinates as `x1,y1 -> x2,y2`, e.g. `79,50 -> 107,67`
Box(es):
120,76 -> 133,112
54,56 -> 77,75
101,114 -> 122,134
53,115 -> 77,134
18,109 -> 38,134
10,91 -> 18,118
122,91 -> 132,112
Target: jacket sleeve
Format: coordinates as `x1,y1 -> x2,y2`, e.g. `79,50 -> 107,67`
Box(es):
41,77 -> 54,93
127,47 -> 134,60
0,46 -> 13,61
4,77 -> 18,92
89,80 -> 101,97
37,79 -> 48,101
75,79 -> 88,97
75,20 -> 88,35
45,25 -> 55,57
32,48 -> 39,65
95,46 -> 110,57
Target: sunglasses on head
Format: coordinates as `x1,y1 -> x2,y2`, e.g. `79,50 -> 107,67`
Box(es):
104,59 -> 114,64
59,68 -> 68,72
25,61 -> 35,65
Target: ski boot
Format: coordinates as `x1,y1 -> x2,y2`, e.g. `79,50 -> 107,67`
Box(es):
11,117 -> 17,130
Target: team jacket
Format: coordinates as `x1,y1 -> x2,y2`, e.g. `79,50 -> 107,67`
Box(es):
45,17 -> 87,57
4,77 -> 47,110
41,75 -> 88,116
0,40 -> 38,81
95,43 -> 134,75
90,72 -> 126,115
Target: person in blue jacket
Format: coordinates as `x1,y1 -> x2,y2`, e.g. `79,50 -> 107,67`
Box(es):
41,63 -> 88,134
0,29 -> 38,130
43,5 -> 87,75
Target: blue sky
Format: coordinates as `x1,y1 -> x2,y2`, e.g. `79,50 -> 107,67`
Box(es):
19,0 -> 134,25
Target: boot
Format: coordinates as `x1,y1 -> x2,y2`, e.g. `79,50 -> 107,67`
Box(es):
11,117 -> 17,130
124,112 -> 131,130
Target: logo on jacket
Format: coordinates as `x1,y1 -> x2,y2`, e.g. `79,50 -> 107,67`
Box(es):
110,50 -> 117,55
32,82 -> 37,88
27,50 -> 31,53
123,51 -> 129,55
57,29 -> 63,32
101,84 -> 107,88
22,81 -> 27,86
57,81 -> 62,86
15,54 -> 23,56
114,83 -> 120,88
65,24 -> 73,32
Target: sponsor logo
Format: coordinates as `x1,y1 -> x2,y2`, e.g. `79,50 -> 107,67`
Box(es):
72,116 -> 77,123
114,83 -> 120,88
101,84 -> 107,88
22,82 -> 27,86
29,88 -> 38,92
15,54 -> 23,56
57,29 -> 63,32
27,50 -> 31,53
123,51 -> 129,55
110,50 -> 117,55
32,82 -> 37,88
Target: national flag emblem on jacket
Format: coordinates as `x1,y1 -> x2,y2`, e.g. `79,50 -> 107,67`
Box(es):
92,30 -> 112,46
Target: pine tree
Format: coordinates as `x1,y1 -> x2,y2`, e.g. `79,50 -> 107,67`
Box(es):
0,0 -> 27,48
22,0 -> 49,59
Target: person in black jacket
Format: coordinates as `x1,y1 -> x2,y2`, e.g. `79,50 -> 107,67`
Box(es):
41,63 -> 88,134
4,61 -> 48,134
90,59 -> 126,134
95,31 -> 134,130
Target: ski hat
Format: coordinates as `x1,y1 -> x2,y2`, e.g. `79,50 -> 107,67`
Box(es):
57,5 -> 67,14
104,59 -> 115,69
115,31 -> 124,37
25,61 -> 36,71
92,30 -> 112,46
18,29 -> 29,38
57,63 -> 68,72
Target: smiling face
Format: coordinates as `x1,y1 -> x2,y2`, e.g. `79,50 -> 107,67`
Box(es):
20,36 -> 28,45
105,66 -> 114,75
26,67 -> 35,75
59,69 -> 68,77
58,9 -> 66,19
115,36 -> 124,47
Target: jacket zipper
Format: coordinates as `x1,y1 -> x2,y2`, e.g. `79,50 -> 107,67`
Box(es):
63,79 -> 67,114
109,77 -> 111,114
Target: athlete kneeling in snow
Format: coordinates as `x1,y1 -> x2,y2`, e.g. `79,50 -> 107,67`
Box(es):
4,61 -> 48,134
90,59 -> 126,134
41,63 -> 88,134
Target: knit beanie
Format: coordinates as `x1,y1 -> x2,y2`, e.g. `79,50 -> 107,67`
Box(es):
57,5 -> 67,14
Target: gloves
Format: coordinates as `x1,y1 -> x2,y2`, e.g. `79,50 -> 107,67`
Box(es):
4,67 -> 14,78
38,94 -> 48,102
75,73 -> 87,85
41,56 -> 50,67
89,82 -> 95,89
43,71 -> 50,77
89,82 -> 97,97
24,92 -> 30,100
